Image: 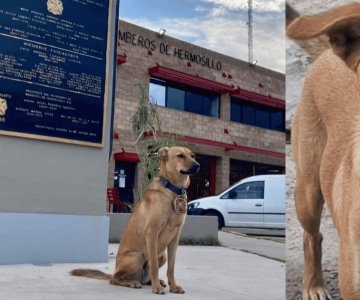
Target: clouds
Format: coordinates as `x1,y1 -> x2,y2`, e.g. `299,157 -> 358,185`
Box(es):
120,0 -> 285,73
200,0 -> 284,13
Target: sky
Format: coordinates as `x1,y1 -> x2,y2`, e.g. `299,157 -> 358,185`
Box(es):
119,0 -> 285,73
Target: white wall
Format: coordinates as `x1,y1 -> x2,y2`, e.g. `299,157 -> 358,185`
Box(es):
0,137 -> 109,215
0,213 -> 109,265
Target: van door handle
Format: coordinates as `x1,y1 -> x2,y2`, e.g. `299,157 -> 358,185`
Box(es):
255,204 -> 263,207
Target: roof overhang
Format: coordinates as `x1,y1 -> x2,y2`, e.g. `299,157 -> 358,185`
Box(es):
113,152 -> 139,162
148,65 -> 234,94
149,65 -> 284,109
231,88 -> 285,110
182,135 -> 284,159
142,132 -> 284,159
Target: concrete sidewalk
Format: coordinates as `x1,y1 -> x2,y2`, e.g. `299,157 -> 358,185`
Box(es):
219,231 -> 285,262
0,243 -> 284,300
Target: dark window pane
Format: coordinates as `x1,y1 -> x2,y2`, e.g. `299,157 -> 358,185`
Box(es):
242,104 -> 256,125
256,108 -> 270,129
185,91 -> 204,115
167,87 -> 185,111
231,97 -> 284,132
254,164 -> 284,174
230,181 -> 264,199
231,100 -> 241,122
271,111 -> 285,131
229,159 -> 285,185
185,90 -> 219,117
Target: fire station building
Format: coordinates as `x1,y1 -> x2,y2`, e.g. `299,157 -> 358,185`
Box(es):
109,20 -> 285,204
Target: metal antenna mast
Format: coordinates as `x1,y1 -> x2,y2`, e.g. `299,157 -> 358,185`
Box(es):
247,0 -> 253,64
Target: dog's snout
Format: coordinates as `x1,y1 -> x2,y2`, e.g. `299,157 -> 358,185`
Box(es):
180,161 -> 200,175
189,162 -> 200,174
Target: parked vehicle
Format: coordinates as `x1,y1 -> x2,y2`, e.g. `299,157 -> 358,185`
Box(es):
187,174 -> 285,229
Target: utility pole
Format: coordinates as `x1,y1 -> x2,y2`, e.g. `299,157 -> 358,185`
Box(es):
247,0 -> 253,64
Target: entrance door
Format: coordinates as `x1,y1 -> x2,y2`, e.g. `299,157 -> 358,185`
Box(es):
187,154 -> 216,201
114,161 -> 136,206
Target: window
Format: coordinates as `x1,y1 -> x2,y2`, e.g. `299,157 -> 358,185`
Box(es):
149,77 -> 220,118
271,111 -> 284,131
167,87 -> 185,110
223,181 -> 264,199
230,101 -> 241,122
230,98 -> 285,132
242,104 -> 256,126
256,107 -> 270,128
149,78 -> 166,106
229,159 -> 285,185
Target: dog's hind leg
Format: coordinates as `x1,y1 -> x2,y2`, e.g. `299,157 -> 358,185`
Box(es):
140,253 -> 167,287
109,278 -> 142,288
110,251 -> 144,288
295,175 -> 330,300
292,92 -> 330,300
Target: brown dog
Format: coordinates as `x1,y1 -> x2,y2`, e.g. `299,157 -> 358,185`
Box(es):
71,146 -> 199,294
288,3 -> 360,300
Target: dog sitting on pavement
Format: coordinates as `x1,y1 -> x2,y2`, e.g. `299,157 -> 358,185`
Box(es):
71,146 -> 200,295
288,3 -> 360,300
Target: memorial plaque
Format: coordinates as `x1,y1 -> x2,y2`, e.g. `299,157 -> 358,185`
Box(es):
0,0 -> 114,147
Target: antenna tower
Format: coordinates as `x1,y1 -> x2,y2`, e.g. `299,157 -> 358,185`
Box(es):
247,0 -> 253,64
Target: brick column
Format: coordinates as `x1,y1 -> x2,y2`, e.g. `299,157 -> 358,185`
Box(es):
107,157 -> 116,188
220,93 -> 231,121
216,156 -> 230,194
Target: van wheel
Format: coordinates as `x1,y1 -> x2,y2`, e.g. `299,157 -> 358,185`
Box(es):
204,211 -> 224,230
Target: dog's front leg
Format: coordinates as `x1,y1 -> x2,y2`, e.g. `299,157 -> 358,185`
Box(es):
145,229 -> 165,295
295,175 -> 330,300
167,231 -> 185,294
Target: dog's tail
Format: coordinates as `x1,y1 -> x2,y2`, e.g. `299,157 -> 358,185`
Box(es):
70,269 -> 112,280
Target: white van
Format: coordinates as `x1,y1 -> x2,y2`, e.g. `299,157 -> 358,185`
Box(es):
187,174 -> 285,229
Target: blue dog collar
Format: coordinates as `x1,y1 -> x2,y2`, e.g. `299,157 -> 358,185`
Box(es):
160,177 -> 186,196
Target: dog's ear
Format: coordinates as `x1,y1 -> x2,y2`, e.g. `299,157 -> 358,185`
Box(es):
327,21 -> 360,71
157,147 -> 169,162
287,3 -> 360,70
287,3 -> 360,40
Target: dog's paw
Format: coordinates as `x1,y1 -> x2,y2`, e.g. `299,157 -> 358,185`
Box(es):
303,286 -> 332,300
152,283 -> 165,295
130,282 -> 142,289
160,279 -> 167,287
170,285 -> 185,294
143,279 -> 167,287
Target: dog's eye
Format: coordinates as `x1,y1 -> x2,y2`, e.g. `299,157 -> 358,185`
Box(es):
191,154 -> 195,159
177,154 -> 185,159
